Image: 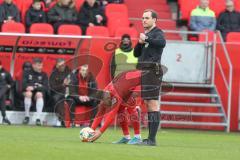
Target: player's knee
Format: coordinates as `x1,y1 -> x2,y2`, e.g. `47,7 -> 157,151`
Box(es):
25,91 -> 33,98
146,100 -> 160,112
35,92 -> 43,99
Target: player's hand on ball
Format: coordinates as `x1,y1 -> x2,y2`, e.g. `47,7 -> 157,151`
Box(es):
89,130 -> 102,142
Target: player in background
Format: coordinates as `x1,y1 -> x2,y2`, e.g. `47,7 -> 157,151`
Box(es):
110,34 -> 141,145
22,58 -> 49,126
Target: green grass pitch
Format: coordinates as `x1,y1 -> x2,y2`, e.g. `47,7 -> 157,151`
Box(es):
0,125 -> 240,160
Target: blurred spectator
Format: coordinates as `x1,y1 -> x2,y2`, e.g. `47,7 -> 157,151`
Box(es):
78,0 -> 106,34
49,58 -> 71,127
0,60 -> 13,125
22,58 -> 48,126
69,64 -> 98,126
47,0 -> 77,33
189,0 -> 216,32
111,34 -> 136,78
217,0 -> 240,41
0,0 -> 21,25
25,0 -> 47,32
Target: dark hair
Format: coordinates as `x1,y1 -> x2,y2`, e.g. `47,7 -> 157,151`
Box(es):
56,58 -> 65,63
143,9 -> 158,19
33,58 -> 43,64
22,61 -> 32,69
33,0 -> 41,3
121,34 -> 131,40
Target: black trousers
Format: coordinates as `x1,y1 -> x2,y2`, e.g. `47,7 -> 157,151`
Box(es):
0,86 -> 8,118
52,93 -> 66,122
52,94 -> 98,124
69,97 -> 98,124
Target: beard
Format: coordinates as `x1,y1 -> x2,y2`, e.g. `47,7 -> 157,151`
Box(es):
119,43 -> 133,52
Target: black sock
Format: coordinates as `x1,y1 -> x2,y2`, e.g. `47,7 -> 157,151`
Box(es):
148,111 -> 160,142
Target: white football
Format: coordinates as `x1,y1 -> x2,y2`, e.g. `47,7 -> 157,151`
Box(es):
79,127 -> 95,142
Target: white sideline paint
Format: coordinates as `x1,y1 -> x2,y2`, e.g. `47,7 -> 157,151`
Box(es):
0,111 -> 58,126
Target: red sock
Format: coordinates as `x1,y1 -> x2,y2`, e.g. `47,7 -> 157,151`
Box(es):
118,105 -> 130,136
127,107 -> 140,135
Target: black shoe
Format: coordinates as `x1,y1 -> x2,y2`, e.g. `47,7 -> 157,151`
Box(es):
23,117 -> 30,125
71,122 -> 76,128
137,139 -> 156,146
61,121 -> 66,128
2,118 -> 11,125
36,119 -> 41,126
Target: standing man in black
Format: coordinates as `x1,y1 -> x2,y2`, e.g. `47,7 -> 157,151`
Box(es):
134,9 -> 166,146
0,60 -> 13,125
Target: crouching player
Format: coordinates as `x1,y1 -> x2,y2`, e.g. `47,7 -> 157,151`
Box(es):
111,96 -> 141,145
88,70 -> 145,144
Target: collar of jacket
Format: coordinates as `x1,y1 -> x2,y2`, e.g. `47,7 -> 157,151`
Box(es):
197,6 -> 211,12
145,26 -> 157,34
83,1 -> 99,9
225,10 -> 237,13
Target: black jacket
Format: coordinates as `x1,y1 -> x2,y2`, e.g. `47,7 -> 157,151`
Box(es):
78,1 -> 106,26
134,27 -> 166,64
0,68 -> 13,87
49,66 -> 71,94
47,3 -> 78,24
22,69 -> 48,93
0,2 -> 20,23
217,10 -> 240,33
70,71 -> 98,98
25,7 -> 47,28
107,0 -> 124,3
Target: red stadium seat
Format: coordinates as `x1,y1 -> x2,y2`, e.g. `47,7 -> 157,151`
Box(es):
58,24 -> 82,35
198,30 -> 215,42
30,23 -> 54,34
1,22 -> 25,33
209,0 -> 225,17
126,0 -> 167,5
179,0 -> 199,20
86,26 -> 109,37
74,0 -> 84,12
105,3 -> 128,17
226,32 -> 240,43
13,0 -> 23,10
235,0 -> 240,11
107,13 -> 130,37
115,27 -> 138,38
